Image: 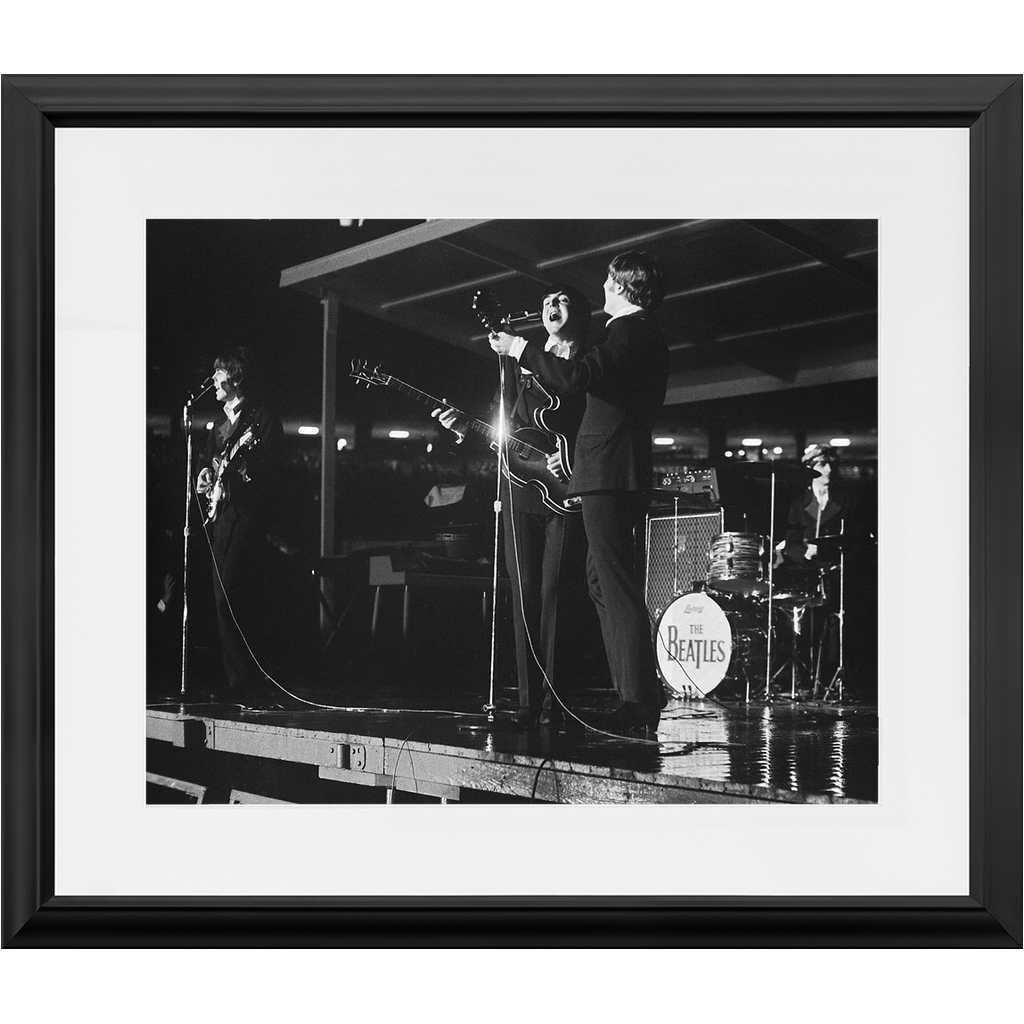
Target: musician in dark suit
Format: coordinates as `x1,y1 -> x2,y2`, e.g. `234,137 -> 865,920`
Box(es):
490,252 -> 670,736
781,443 -> 877,698
433,287 -> 592,726
195,346 -> 284,704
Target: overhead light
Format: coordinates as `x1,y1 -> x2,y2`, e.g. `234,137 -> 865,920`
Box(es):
336,438 -> 348,451
298,425 -> 319,435
205,422 -> 214,430
426,443 -> 433,454
830,437 -> 852,447
653,437 -> 675,446
737,449 -> 746,457
389,430 -> 410,439
773,446 -> 783,455
742,437 -> 762,447
724,450 -> 733,458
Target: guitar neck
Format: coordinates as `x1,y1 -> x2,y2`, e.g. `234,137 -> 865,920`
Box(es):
378,374 -> 542,456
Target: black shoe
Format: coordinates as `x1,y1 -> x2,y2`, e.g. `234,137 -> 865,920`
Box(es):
610,702 -> 660,733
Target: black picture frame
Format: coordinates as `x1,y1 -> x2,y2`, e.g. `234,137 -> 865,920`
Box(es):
2,74 -> 1020,948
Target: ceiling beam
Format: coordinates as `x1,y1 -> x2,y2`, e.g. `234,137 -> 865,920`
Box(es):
279,219 -> 492,291
664,352 -> 877,407
743,220 -> 877,288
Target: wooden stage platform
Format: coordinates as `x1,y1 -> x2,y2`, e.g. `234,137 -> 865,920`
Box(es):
146,690 -> 878,805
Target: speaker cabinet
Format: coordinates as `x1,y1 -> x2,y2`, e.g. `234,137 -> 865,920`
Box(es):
644,511 -> 724,619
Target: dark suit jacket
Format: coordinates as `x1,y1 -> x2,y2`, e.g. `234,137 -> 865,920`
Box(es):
784,484 -> 870,564
518,311 -> 669,497
202,397 -> 284,526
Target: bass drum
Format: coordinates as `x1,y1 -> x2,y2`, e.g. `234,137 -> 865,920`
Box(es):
654,590 -> 767,699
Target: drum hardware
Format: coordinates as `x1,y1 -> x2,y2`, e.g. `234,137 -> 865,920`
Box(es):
770,603 -> 816,699
812,529 -> 847,702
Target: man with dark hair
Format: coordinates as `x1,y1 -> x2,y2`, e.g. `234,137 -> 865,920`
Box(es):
781,443 -> 877,699
489,252 -> 670,736
434,285 -> 593,726
195,346 -> 284,704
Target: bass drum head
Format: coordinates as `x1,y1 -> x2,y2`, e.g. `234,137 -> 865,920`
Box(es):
654,592 -> 734,698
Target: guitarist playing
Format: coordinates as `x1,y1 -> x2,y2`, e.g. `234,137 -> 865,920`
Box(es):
433,286 -> 596,727
195,346 -> 284,705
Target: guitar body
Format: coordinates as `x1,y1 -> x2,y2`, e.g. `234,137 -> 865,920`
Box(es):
204,427 -> 258,523
503,425 -> 573,514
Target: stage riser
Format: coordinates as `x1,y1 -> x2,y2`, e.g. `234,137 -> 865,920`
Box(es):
147,709 -> 870,805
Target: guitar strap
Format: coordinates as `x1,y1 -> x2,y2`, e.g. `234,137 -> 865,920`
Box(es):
507,371 -> 531,427
219,405 -> 258,460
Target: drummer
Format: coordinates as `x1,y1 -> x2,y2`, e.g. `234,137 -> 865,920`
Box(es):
783,443 -> 846,565
779,443 -> 876,698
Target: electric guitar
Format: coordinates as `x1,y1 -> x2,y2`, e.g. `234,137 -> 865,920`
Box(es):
349,360 -> 579,515
202,425 -> 260,523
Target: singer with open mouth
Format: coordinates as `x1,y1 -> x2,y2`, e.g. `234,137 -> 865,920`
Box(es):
433,286 -> 595,728
194,346 -> 285,706
488,252 -> 670,737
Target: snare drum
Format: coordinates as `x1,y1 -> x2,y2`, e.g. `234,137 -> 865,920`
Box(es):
707,532 -> 767,597
654,591 -> 767,698
771,565 -> 829,608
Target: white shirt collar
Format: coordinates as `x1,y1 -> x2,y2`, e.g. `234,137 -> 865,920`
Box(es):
606,304 -> 643,325
224,396 -> 242,422
544,337 -> 574,359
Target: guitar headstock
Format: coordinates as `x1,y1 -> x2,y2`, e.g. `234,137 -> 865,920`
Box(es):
472,289 -> 508,334
350,359 -> 389,387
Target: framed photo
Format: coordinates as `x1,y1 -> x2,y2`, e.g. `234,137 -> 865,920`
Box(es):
3,75 -> 1020,947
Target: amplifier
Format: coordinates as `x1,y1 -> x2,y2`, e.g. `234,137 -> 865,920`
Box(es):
644,510 -> 724,620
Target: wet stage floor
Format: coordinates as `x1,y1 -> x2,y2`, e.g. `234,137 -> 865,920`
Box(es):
148,681 -> 878,803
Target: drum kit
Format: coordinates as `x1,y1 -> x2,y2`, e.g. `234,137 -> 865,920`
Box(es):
651,463 -> 849,704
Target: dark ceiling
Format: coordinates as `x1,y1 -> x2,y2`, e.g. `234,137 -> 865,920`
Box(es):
147,218 -> 877,459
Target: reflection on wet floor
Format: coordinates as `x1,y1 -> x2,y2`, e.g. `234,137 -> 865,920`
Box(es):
149,679 -> 878,803
654,699 -> 876,801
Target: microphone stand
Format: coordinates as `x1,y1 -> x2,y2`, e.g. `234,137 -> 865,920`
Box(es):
179,380 -> 214,707
483,353 -> 508,724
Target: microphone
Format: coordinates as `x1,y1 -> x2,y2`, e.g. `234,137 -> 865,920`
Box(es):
505,309 -> 541,327
186,375 -> 215,402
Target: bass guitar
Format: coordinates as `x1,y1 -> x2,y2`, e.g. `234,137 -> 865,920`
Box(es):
202,425 -> 260,523
350,359 -> 579,516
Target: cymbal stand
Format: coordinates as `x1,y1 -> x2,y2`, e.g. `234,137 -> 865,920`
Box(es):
816,522 -> 846,702
760,469 -> 777,701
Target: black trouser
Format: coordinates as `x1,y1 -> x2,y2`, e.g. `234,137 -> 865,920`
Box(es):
581,492 -> 664,710
503,496 -> 588,713
209,506 -> 270,694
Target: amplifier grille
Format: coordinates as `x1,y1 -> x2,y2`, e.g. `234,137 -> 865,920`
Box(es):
644,511 -> 723,619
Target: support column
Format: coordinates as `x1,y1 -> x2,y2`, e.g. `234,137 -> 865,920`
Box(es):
319,290 -> 340,638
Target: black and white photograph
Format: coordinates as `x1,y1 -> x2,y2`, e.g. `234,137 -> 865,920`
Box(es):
145,218 -> 880,805
5,68 -> 1018,963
